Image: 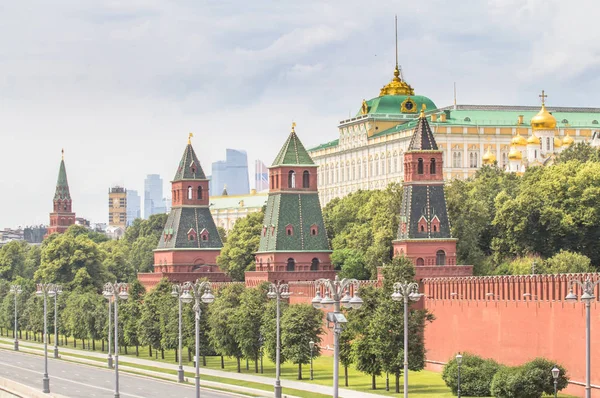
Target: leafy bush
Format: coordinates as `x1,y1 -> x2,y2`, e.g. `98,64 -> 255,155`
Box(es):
523,358 -> 568,395
491,358 -> 568,398
442,353 -> 501,396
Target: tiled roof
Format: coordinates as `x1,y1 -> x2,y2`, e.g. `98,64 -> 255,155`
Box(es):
308,139 -> 339,152
272,131 -> 315,166
359,95 -> 437,116
173,144 -> 207,181
209,192 -> 268,210
54,160 -> 71,201
408,116 -> 438,151
397,185 -> 452,240
258,193 -> 330,252
157,207 -> 222,249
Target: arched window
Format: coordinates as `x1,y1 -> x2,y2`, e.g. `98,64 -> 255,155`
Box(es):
197,186 -> 203,200
303,170 -> 310,188
436,250 -> 446,266
286,258 -> 295,272
416,258 -> 425,266
430,158 -> 436,174
433,225 -> 437,232
288,171 -> 296,188
189,234 -> 195,241
311,258 -> 319,271
417,158 -> 424,174
187,186 -> 193,200
546,137 -> 551,151
420,225 -> 425,232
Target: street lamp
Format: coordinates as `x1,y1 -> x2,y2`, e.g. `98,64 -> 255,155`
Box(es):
171,283 -> 186,383
552,365 -> 560,398
267,282 -> 291,398
9,285 -> 22,351
53,285 -> 63,358
391,281 -> 423,398
103,291 -> 113,369
180,280 -> 215,398
309,340 -> 315,380
36,283 -> 57,393
565,277 -> 599,398
456,353 -> 463,398
312,276 -> 363,398
102,282 -> 129,398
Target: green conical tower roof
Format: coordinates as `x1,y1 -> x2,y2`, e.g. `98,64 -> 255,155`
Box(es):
173,135 -> 206,181
271,124 -> 315,167
54,151 -> 71,201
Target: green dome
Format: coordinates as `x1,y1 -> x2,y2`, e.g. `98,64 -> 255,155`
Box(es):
358,95 -> 437,117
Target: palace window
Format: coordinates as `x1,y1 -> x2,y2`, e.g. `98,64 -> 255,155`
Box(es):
452,151 -> 462,168
469,152 -> 479,168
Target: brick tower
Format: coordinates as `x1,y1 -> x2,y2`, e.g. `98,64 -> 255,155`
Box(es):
138,134 -> 230,289
247,123 -> 334,285
393,107 -> 457,266
46,150 -> 76,237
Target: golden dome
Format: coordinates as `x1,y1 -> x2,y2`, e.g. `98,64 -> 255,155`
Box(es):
508,146 -> 522,160
511,133 -> 527,147
554,136 -> 563,148
379,66 -> 415,96
562,134 -> 574,146
527,134 -> 540,145
482,147 -> 496,164
531,103 -> 557,130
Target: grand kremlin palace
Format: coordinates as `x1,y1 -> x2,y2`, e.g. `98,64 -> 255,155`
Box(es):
308,66 -> 600,206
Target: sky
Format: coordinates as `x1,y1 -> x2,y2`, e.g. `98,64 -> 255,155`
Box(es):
2,0 -> 600,228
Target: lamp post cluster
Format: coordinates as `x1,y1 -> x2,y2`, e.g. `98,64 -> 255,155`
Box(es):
52,285 -> 63,359
102,282 -> 129,398
9,284 -> 22,351
267,281 -> 291,398
36,283 -> 60,394
171,283 -> 186,383
455,353 -> 462,398
312,276 -> 363,398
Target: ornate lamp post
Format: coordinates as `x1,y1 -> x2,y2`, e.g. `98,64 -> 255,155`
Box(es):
9,285 -> 22,351
103,282 -> 129,398
267,282 -> 291,398
456,353 -> 463,398
104,293 -> 113,368
312,277 -> 363,398
565,277 -> 599,398
36,283 -> 57,393
552,365 -> 560,398
391,281 -> 423,398
171,283 -> 186,383
179,280 -> 215,398
53,285 -> 63,358
309,340 -> 315,380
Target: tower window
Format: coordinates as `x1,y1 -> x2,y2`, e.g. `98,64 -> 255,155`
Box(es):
285,224 -> 294,236
188,186 -> 193,200
420,225 -> 425,232
430,158 -> 436,174
311,258 -> 319,271
416,258 -> 425,266
417,158 -> 424,174
286,258 -> 295,272
288,170 -> 296,188
302,170 -> 310,188
436,250 -> 446,266
197,186 -> 203,200
310,224 -> 318,236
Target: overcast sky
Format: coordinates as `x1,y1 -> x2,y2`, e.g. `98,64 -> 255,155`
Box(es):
1,0 -> 599,228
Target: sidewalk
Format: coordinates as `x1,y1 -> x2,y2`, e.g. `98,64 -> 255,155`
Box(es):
0,337 -> 386,398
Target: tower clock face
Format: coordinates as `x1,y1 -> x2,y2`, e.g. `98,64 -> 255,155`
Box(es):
405,101 -> 414,110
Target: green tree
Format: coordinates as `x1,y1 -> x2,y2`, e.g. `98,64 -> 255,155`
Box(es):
281,304 -> 322,380
121,280 -> 145,356
331,248 -> 370,280
63,224 -> 109,244
216,211 -> 263,281
231,285 -> 268,372
544,250 -> 594,274
139,279 -> 170,357
0,240 -> 28,280
101,240 -> 135,282
208,283 -> 245,371
129,236 -> 158,274
556,142 -> 600,164
260,298 -> 288,365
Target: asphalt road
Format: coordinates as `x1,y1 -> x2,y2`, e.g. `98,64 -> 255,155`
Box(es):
0,349 -> 236,398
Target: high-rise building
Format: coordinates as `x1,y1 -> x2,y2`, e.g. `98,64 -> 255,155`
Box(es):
210,149 -> 250,196
108,186 -> 127,227
144,174 -> 166,218
46,150 -> 76,237
126,190 -> 141,226
254,160 -> 268,192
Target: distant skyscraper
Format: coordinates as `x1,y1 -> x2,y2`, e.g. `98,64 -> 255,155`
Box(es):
144,174 -> 166,218
127,190 -> 141,226
254,160 -> 268,192
108,186 -> 127,227
209,149 -> 250,196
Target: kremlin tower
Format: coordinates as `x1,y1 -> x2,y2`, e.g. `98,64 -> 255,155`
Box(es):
46,150 -> 76,237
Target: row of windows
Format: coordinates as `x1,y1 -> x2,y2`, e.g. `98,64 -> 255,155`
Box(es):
414,250 -> 446,266
172,186 -> 204,202
258,257 -> 320,271
270,170 -> 311,189
319,156 -> 404,185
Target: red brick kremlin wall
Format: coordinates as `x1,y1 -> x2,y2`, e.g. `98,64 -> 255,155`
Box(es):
422,274 -> 600,398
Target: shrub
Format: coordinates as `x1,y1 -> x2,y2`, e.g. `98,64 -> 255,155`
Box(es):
491,359 -> 569,398
442,353 -> 501,396
523,358 -> 568,395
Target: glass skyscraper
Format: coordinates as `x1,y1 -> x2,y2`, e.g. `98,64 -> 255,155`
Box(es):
126,189 -> 141,226
210,149 -> 250,196
144,174 -> 166,218
254,159 -> 268,192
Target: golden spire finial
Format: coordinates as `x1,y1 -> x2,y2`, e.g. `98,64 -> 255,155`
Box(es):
188,132 -> 194,145
291,122 -> 296,133
539,90 -> 548,106
420,104 -> 426,118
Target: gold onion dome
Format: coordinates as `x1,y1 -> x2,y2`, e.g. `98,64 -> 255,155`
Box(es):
527,134 -> 540,145
482,147 -> 496,164
531,103 -> 557,130
562,134 -> 574,146
511,133 -> 527,146
508,146 -> 522,160
379,65 -> 415,96
554,136 -> 563,148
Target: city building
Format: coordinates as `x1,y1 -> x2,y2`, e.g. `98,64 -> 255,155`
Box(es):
254,159 -> 269,192
210,149 -> 250,196
308,64 -> 597,206
246,123 -> 335,286
210,189 -> 268,231
108,186 -> 127,227
138,135 -> 229,289
126,189 -> 141,226
46,150 -> 76,237
0,228 -> 24,247
23,226 -> 47,244
144,174 -> 166,218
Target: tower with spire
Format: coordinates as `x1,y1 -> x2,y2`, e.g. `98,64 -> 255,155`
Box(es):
139,134 -> 230,289
46,150 -> 76,237
247,123 -> 334,285
393,106 -> 458,267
